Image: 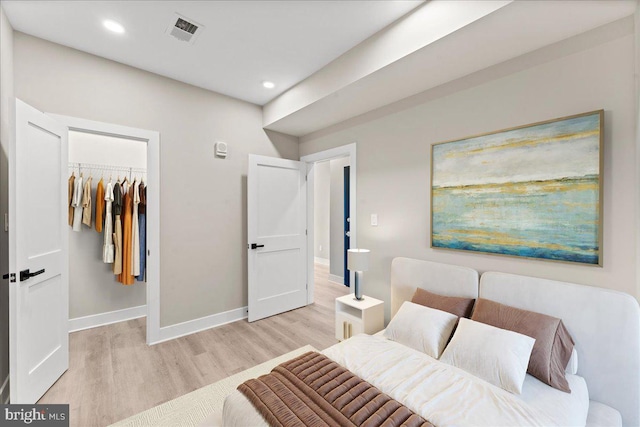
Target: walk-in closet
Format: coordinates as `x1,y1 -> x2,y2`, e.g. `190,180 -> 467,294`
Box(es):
67,130 -> 147,335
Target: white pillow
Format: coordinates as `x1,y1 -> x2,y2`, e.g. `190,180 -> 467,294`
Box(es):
566,348 -> 578,375
383,301 -> 458,359
439,318 -> 536,394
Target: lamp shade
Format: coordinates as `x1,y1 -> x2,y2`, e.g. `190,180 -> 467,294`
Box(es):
347,249 -> 370,272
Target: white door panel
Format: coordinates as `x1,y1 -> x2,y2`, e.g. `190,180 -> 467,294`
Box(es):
24,124 -> 62,257
257,165 -> 303,237
11,99 -> 69,403
248,155 -> 307,322
256,249 -> 302,298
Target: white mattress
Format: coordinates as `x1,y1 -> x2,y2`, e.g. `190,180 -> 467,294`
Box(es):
222,334 -> 590,426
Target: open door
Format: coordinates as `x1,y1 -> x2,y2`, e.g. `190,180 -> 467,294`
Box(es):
247,155 -> 307,322
9,99 -> 69,403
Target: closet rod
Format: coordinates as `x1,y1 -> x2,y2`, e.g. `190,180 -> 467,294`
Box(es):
68,162 -> 146,173
69,163 -> 147,183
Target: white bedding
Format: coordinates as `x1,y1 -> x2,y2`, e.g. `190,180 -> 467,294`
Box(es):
222,334 -> 589,427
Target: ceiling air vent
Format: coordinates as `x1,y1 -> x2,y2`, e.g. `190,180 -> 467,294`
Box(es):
166,13 -> 204,45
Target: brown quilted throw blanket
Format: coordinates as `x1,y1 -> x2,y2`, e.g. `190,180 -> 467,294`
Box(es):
238,351 -> 434,427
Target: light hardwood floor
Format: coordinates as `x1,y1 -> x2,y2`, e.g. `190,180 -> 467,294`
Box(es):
39,263 -> 349,427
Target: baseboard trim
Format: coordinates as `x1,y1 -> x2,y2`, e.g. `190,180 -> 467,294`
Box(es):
0,374 -> 8,404
69,305 -> 147,333
328,274 -> 344,285
153,306 -> 247,345
314,257 -> 330,266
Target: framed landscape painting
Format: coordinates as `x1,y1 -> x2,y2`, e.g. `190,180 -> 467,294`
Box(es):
431,110 -> 603,265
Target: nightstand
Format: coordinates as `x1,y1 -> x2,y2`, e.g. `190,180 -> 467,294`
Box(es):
335,294 -> 384,341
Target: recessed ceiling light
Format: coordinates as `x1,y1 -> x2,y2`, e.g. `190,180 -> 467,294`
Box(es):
103,20 -> 125,34
262,81 -> 275,89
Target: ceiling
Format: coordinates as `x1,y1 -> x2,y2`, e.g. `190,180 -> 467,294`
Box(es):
3,1 -> 636,137
1,0 -> 423,106
263,0 -> 637,136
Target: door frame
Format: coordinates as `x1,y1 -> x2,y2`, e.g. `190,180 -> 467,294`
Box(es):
48,114 -> 161,345
301,143 -> 356,305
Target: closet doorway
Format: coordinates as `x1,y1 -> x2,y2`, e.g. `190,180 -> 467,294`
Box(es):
50,114 -> 160,345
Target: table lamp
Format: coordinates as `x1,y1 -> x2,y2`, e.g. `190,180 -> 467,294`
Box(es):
347,249 -> 370,301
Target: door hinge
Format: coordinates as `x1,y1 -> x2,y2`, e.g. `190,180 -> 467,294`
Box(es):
2,273 -> 15,283
305,229 -> 308,235
4,213 -> 7,232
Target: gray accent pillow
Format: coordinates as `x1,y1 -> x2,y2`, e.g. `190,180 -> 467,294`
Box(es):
411,288 -> 475,318
471,298 -> 575,393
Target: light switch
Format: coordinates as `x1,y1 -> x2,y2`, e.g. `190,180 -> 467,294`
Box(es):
371,214 -> 378,226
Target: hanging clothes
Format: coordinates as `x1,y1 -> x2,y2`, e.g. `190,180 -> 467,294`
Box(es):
103,180 -> 115,264
82,176 -> 93,227
121,177 -> 129,195
136,183 -> 146,282
131,180 -> 141,277
68,173 -> 75,227
112,180 -> 123,275
118,184 -> 135,285
95,178 -> 105,233
72,175 -> 83,232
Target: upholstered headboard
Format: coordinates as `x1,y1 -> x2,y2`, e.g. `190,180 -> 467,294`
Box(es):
390,257 -> 478,318
480,272 -> 640,427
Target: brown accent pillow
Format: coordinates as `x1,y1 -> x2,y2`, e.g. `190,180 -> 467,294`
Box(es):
411,288 -> 475,318
471,298 -> 575,393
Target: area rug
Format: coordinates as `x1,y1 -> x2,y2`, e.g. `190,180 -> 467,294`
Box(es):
109,345 -> 316,427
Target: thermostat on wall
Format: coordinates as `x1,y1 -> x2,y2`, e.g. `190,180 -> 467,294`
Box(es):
215,141 -> 228,158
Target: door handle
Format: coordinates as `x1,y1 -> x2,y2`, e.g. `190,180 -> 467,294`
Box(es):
2,273 -> 15,283
20,268 -> 45,282
250,243 -> 264,250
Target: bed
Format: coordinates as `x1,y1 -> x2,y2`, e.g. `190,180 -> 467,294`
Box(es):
222,257 -> 640,427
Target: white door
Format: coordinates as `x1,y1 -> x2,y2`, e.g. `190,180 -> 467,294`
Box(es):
247,155 -> 307,322
9,99 -> 69,403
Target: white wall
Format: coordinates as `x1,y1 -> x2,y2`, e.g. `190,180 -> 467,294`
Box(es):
635,1 -> 640,299
300,18 -> 637,320
0,4 -> 13,403
67,131 -> 146,319
12,33 -> 299,328
313,161 -> 330,262
329,157 -> 350,279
